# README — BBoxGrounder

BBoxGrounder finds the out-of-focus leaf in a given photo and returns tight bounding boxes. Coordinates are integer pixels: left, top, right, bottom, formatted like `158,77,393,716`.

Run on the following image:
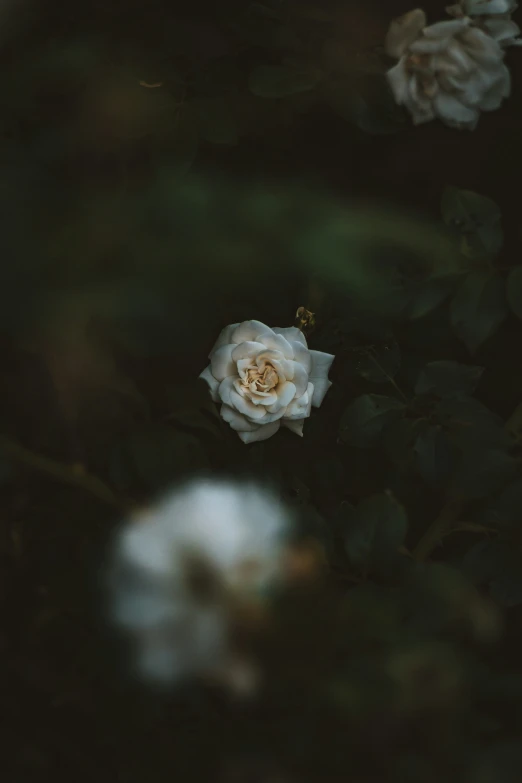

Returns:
415,361,484,398
341,492,407,569
339,394,406,448
414,425,456,486
383,417,428,467
435,395,513,450
325,73,406,135
474,478,522,531
451,447,517,500
462,540,522,607
441,187,503,260
450,271,507,354
506,265,522,319
353,340,401,384
249,65,321,97
405,275,458,320
192,95,239,145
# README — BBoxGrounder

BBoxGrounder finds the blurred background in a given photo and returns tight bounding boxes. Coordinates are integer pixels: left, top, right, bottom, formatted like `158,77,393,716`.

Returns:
3,1,522,781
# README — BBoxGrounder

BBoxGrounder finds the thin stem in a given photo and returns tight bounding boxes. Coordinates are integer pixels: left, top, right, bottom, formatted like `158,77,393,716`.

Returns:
367,353,409,403
0,434,126,511
412,500,464,562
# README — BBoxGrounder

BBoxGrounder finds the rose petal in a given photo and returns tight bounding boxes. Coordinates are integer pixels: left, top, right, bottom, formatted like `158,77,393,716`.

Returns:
483,19,522,46
210,344,237,381
291,341,312,373
281,419,305,437
423,19,470,38
290,361,309,397
311,378,332,408
256,351,294,382
231,320,272,343
269,381,297,413
259,408,288,424
209,323,240,356
255,331,294,359
285,383,313,419
249,391,278,406
218,376,236,406
230,390,267,420
231,342,267,361
385,9,427,58
433,92,480,129
199,365,220,402
237,421,280,444
220,405,259,432
309,350,335,380
273,326,308,346
387,59,411,104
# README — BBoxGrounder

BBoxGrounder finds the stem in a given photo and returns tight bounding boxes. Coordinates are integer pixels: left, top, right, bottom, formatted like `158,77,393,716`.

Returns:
0,434,125,511
412,500,464,562
367,354,409,403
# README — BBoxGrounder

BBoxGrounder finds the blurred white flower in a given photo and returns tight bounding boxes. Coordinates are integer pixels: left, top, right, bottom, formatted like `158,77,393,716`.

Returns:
385,9,513,130
109,479,292,692
446,0,522,47
199,320,334,444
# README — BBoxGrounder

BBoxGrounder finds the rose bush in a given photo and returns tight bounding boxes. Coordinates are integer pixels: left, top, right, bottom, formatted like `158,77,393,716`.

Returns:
199,319,335,443
385,9,513,130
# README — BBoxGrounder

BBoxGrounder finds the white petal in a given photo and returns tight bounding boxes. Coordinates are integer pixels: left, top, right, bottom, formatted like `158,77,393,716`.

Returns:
311,378,332,408
249,391,278,406
231,341,266,361
255,331,294,359
220,405,259,432
483,19,521,46
260,408,288,424
460,27,503,64
210,344,237,381
423,19,470,38
410,37,457,54
284,385,311,420
199,365,220,402
274,381,297,409
238,421,280,444
291,341,312,373
209,323,239,356
465,0,517,13
385,9,427,58
272,326,307,346
256,351,294,382
387,59,411,105
281,419,305,437
290,361,309,397
231,320,272,343
433,92,480,129
479,66,510,109
230,389,267,420
309,350,335,380
218,376,236,406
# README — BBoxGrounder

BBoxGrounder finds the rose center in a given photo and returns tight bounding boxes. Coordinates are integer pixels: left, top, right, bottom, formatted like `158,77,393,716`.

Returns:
241,364,279,394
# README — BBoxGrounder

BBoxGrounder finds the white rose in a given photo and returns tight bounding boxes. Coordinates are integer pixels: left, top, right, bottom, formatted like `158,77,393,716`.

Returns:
199,319,335,444
109,479,291,691
446,0,522,47
385,9,512,130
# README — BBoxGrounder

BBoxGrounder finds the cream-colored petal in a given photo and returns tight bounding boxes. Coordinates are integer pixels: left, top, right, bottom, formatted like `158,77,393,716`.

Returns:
219,376,237,406
483,19,522,47
410,37,456,54
433,92,480,129
272,381,297,411
210,344,237,381
387,59,411,105
209,323,240,356
256,351,294,382
231,320,272,343
250,391,278,406
291,341,312,373
465,0,517,13
281,419,305,437
284,387,310,420
199,365,220,402
460,27,504,64
385,9,427,58
230,390,267,420
260,408,288,424
237,421,280,444
255,331,294,359
231,341,266,361
311,377,332,408
220,405,259,432
424,19,470,38
272,326,307,346
290,361,309,397
309,350,335,380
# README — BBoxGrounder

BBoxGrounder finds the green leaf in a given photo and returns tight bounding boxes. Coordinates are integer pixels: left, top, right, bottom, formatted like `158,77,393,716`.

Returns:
462,540,522,607
435,395,513,450
342,492,407,569
450,271,507,354
339,394,406,448
474,478,522,531
192,95,239,145
415,360,484,398
353,340,401,384
441,187,503,260
451,447,517,500
506,265,522,319
325,73,406,135
383,417,428,467
414,425,456,486
406,275,457,320
249,65,320,97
